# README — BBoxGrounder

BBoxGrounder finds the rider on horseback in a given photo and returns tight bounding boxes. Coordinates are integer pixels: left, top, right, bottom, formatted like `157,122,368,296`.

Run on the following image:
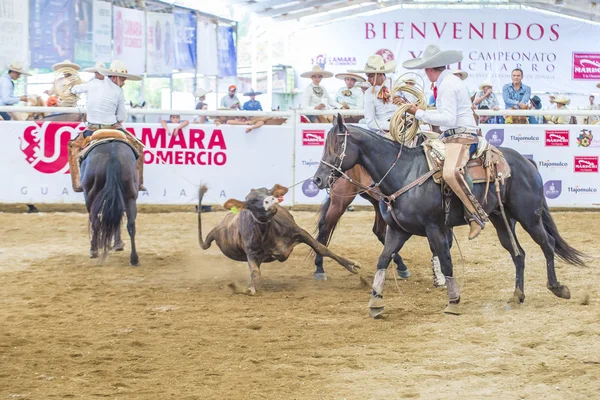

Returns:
403,45,488,240
68,60,145,193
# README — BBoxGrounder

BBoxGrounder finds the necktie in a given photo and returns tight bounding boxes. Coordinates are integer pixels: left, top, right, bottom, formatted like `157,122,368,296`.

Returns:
377,86,391,104
433,85,438,101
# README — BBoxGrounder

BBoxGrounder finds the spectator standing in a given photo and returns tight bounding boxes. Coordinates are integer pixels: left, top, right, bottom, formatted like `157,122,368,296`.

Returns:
502,68,531,110
242,89,263,111
584,94,599,124
220,85,241,110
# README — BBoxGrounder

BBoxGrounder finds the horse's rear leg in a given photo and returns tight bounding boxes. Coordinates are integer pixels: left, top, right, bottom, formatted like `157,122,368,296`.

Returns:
125,199,139,266
425,225,459,314
114,225,125,251
489,214,526,306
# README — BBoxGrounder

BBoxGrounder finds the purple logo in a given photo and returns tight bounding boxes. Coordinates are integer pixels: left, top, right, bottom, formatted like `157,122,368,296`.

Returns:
543,180,562,199
302,179,320,198
486,129,504,146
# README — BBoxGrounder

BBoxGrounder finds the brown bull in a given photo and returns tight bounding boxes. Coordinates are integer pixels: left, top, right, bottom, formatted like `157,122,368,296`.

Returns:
197,184,360,295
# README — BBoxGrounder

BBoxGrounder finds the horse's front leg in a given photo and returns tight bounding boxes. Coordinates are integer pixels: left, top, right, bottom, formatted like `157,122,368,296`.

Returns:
369,227,412,319
425,225,460,314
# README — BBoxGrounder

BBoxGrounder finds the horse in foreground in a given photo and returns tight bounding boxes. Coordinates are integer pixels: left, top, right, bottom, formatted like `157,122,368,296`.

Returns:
314,114,585,317
80,134,139,265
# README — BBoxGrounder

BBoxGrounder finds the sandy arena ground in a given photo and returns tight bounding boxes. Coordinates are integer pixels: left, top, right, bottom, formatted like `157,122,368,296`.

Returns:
1,209,599,399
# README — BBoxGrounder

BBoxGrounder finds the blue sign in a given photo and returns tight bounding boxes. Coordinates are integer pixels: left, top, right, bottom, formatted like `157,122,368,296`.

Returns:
218,26,237,77
302,179,320,198
30,0,75,68
74,0,94,68
174,10,197,70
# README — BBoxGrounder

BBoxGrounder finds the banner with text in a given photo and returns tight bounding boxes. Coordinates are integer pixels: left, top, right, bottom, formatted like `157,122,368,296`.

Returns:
290,8,600,96
217,25,237,77
174,10,197,71
146,11,175,76
30,0,74,68
0,0,29,71
92,0,111,64
74,0,93,68
197,20,218,76
4,122,294,205
113,6,144,75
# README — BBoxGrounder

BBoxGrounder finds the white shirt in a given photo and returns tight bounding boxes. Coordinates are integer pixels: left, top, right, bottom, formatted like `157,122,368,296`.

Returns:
71,78,127,125
335,86,364,109
363,84,398,132
220,95,241,109
302,83,341,110
415,69,477,132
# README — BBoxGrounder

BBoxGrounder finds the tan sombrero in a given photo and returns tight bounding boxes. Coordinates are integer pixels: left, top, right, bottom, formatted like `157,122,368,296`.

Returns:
554,96,570,105
194,88,212,98
402,45,463,69
52,59,81,71
479,80,493,90
301,65,333,79
6,61,31,76
83,61,106,74
452,69,468,80
334,73,365,83
596,83,600,89
348,54,396,74
98,60,143,81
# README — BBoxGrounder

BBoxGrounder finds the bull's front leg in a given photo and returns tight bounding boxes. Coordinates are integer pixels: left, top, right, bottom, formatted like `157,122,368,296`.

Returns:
246,258,261,296
295,228,361,274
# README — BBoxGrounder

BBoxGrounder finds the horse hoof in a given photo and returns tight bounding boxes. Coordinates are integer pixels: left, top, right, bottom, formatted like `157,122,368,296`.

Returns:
314,273,328,281
130,258,139,266
114,244,125,252
369,307,385,319
444,303,462,315
90,251,99,259
397,268,411,279
548,284,571,300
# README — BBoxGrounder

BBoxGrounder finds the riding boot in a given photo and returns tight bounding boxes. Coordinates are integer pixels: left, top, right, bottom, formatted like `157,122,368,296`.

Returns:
68,133,85,192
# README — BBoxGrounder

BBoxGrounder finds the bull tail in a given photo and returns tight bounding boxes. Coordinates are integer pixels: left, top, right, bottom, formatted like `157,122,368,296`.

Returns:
541,199,586,267
198,185,212,250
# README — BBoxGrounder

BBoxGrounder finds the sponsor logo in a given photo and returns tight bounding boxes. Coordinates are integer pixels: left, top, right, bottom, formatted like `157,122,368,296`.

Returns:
543,180,562,199
375,48,395,63
574,156,599,172
572,52,600,80
115,9,123,55
302,179,320,198
302,130,325,146
567,186,598,194
311,54,357,68
577,128,598,147
485,129,504,146
301,160,320,167
20,122,85,174
545,130,569,147
538,160,568,168
125,126,228,166
510,134,540,143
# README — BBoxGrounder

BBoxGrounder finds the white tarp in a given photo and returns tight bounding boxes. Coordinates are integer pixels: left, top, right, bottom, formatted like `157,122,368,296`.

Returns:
196,19,218,76
146,11,175,76
0,0,29,70
290,8,600,96
113,6,145,75
92,0,112,63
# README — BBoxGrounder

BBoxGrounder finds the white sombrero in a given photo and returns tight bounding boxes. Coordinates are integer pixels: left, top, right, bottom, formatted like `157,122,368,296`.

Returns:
348,54,396,74
300,65,333,78
596,83,600,89
357,81,371,89
452,69,468,80
83,61,106,74
194,88,212,98
479,80,493,90
6,61,31,76
334,73,365,83
402,45,463,69
98,60,143,81
52,59,81,71
554,96,570,105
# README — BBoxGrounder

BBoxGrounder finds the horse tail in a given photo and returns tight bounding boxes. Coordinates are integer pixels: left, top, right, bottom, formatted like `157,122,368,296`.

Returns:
541,199,586,267
90,148,125,255
197,185,211,250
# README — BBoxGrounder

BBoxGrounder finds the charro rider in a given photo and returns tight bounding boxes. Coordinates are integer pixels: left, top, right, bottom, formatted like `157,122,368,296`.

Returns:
82,61,106,81
403,45,488,240
68,60,145,192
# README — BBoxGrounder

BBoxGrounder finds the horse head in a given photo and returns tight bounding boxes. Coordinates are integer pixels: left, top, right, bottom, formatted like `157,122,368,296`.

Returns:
313,113,359,190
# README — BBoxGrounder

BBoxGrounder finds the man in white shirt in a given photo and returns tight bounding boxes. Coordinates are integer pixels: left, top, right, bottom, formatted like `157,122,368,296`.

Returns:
220,85,241,110
403,45,487,240
82,61,106,82
0,61,31,120
334,73,365,109
68,60,144,192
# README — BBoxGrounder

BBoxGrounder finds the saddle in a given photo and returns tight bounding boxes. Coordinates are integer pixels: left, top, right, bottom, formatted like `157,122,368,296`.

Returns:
422,136,511,186
79,129,139,164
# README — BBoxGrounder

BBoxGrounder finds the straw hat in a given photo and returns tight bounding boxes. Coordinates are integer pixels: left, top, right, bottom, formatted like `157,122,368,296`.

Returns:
243,88,263,96
52,59,81,71
399,76,417,84
402,45,463,69
334,73,365,83
301,65,333,78
348,54,396,74
6,61,31,76
83,61,106,74
194,88,212,98
553,96,570,105
479,80,493,90
452,69,468,80
98,60,143,81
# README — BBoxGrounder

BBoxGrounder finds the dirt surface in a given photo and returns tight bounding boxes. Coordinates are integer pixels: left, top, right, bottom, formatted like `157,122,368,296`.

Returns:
1,210,599,399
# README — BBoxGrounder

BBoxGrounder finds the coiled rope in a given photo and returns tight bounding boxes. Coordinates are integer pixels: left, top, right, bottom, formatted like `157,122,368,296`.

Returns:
53,66,84,105
388,73,428,145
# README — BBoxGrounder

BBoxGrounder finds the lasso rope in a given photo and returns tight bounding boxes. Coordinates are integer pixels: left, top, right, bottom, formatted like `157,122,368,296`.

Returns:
53,66,83,105
388,73,428,145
